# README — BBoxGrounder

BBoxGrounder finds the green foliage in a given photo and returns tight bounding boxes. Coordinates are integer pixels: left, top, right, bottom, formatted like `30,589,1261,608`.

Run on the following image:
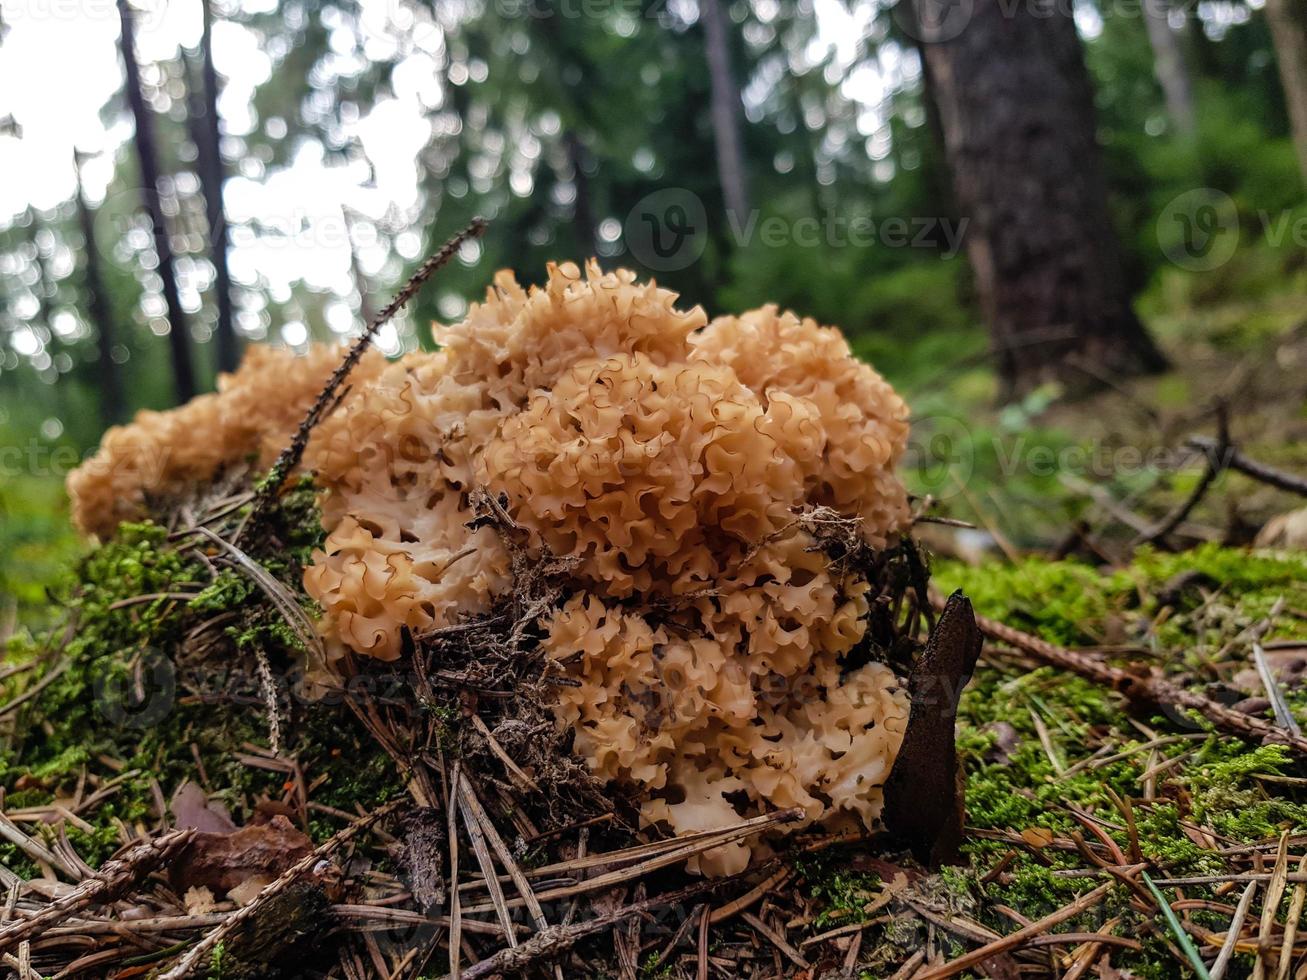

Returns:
0,473,80,626
796,847,884,927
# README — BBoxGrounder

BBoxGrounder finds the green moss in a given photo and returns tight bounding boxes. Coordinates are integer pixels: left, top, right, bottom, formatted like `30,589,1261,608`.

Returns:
0,495,406,875
1187,743,1307,840
795,847,884,927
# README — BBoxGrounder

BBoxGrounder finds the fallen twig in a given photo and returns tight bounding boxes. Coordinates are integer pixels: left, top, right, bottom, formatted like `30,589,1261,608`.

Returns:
238,218,487,544
0,828,194,953
1134,405,1229,547
1187,436,1307,498
934,590,1307,756
913,880,1117,980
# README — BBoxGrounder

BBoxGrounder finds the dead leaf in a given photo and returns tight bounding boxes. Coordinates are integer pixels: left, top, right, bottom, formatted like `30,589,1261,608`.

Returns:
170,781,237,834
170,814,312,893
1020,827,1055,850
227,875,274,907
884,590,984,866
183,885,217,915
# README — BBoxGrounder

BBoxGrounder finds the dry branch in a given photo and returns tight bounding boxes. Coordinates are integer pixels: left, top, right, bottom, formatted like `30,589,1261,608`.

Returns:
0,829,194,953
1187,436,1307,498
1134,405,1229,547
913,880,1117,980
238,218,487,543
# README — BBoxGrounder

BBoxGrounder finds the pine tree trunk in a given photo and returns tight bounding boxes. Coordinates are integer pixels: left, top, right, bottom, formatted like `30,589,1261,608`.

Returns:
916,0,1168,398
563,130,597,256
74,153,126,427
1267,0,1307,183
1144,0,1197,136
198,0,239,374
700,0,751,222
116,0,196,404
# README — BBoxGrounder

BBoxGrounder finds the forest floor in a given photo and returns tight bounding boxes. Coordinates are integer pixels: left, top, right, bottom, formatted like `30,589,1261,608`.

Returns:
0,297,1305,978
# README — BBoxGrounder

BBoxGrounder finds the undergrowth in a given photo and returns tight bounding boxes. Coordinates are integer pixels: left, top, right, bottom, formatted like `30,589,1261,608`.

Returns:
786,546,1307,977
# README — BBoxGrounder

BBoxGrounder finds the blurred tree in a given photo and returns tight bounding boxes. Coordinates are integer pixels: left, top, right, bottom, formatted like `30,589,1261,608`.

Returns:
74,152,125,427
915,0,1168,398
116,0,196,403
1145,0,1198,135
1267,0,1307,182
701,0,751,222
196,0,239,373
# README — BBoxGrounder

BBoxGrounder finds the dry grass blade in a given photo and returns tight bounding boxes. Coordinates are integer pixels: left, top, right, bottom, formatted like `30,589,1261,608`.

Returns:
195,527,323,663
1210,879,1259,980
1253,643,1302,736
1275,855,1307,980
1253,833,1293,980
455,778,562,980
455,781,517,947
459,808,803,916
520,809,799,881
447,761,463,980
1030,707,1066,775
696,904,709,980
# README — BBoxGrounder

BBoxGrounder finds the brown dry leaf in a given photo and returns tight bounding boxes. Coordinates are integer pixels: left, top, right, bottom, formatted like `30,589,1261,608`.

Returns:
170,781,237,834
883,590,984,866
227,875,274,907
169,814,312,894
1020,827,1056,850
183,885,217,915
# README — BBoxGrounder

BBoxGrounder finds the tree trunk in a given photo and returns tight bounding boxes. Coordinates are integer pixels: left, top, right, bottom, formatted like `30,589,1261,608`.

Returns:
563,130,597,256
116,0,196,404
1267,0,1307,183
700,0,751,222
916,0,1167,398
528,5,599,256
1144,0,1197,136
74,153,126,427
198,0,239,374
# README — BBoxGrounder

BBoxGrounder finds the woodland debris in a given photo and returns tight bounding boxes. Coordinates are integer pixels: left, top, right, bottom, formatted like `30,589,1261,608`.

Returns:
168,812,313,895
157,797,404,979
1134,405,1229,547
1187,435,1307,499
0,828,194,953
937,590,1307,756
884,590,983,865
